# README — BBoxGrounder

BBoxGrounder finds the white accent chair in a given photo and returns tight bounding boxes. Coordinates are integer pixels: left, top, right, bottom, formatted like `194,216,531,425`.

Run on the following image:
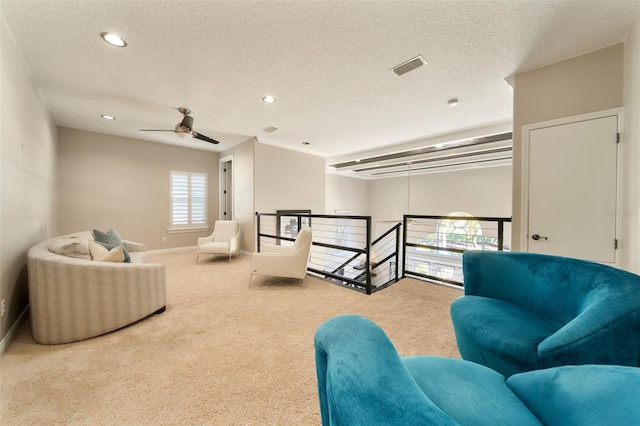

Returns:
196,220,240,263
250,226,313,284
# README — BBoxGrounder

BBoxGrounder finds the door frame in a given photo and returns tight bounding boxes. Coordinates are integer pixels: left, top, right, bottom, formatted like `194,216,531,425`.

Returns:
219,154,234,221
520,107,623,265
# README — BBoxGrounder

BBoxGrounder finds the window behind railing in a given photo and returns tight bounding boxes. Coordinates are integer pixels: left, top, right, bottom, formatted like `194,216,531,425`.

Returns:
256,211,509,291
403,214,511,286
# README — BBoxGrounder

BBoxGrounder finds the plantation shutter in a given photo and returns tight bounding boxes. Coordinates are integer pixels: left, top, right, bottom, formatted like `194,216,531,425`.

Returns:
190,173,207,225
171,172,189,226
170,171,207,229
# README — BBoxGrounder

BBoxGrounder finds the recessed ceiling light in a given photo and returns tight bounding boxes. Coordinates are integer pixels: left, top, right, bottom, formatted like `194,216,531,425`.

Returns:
100,32,127,47
262,96,276,103
302,141,310,145
448,98,459,107
101,114,116,120
355,159,361,163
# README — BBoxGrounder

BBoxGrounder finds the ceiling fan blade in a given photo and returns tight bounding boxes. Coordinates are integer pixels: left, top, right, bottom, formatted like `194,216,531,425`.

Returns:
193,132,220,145
139,129,176,132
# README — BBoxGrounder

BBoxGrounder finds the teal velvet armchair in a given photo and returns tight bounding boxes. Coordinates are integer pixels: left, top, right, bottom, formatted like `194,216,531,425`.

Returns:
315,315,640,426
451,251,640,377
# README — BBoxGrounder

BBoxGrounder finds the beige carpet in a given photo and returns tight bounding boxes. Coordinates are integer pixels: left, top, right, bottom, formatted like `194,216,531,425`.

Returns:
0,249,462,425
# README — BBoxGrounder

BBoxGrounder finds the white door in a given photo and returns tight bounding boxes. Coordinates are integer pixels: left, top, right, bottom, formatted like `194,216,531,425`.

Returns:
527,114,618,263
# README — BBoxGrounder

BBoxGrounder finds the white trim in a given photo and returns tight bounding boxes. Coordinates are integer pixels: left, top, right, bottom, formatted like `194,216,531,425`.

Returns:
167,227,210,234
219,154,234,220
148,246,197,255
169,170,209,229
0,305,29,355
149,246,247,256
615,112,624,267
429,281,465,292
520,108,623,265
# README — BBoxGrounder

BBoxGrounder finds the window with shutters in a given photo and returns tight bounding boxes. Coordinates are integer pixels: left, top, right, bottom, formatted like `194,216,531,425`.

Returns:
169,171,208,231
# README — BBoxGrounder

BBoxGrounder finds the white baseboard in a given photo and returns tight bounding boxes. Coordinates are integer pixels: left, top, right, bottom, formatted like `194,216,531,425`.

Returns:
149,247,251,256
147,246,196,255
0,305,29,355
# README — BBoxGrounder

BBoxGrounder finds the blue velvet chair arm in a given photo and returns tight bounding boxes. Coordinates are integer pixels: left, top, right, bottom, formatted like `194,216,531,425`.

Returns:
554,268,640,363
507,365,640,426
314,315,457,426
538,302,640,367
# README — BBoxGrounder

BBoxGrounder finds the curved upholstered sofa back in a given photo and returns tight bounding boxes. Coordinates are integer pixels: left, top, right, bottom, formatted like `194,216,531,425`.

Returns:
27,235,166,344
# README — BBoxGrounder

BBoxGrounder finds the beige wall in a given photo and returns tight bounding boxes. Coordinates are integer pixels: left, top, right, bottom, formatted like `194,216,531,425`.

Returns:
221,138,255,252
236,139,326,252
221,140,326,252
1,18,58,346
254,142,326,214
56,128,219,250
621,13,640,274
512,44,624,251
368,166,513,238
325,174,369,215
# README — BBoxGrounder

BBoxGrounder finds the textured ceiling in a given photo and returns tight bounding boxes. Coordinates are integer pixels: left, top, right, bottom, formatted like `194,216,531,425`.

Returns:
2,1,639,162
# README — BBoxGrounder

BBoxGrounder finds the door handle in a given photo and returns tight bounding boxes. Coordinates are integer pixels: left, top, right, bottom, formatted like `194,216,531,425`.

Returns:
531,234,548,241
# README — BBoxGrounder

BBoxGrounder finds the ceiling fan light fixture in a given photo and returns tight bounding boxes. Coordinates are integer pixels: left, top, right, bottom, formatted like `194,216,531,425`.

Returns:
100,32,127,47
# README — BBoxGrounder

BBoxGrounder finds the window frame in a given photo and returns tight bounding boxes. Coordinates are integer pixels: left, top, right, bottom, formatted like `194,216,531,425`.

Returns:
168,171,210,233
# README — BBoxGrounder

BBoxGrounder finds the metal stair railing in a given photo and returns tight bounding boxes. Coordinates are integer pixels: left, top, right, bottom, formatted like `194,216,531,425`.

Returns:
255,212,401,294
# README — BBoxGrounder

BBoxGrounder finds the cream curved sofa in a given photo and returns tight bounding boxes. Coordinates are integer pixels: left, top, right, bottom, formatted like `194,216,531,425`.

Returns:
27,231,166,344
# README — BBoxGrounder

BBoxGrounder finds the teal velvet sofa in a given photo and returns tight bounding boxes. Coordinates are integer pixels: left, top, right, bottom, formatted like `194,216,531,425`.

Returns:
315,315,640,426
451,251,640,377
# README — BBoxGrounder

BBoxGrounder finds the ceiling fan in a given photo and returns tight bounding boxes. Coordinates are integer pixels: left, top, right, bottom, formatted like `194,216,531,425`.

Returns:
140,107,220,144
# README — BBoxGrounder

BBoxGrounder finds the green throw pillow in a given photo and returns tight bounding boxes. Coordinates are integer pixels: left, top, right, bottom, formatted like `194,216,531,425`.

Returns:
92,228,131,263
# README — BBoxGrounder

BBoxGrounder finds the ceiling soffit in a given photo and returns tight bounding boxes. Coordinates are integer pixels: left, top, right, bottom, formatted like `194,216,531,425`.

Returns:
329,132,513,178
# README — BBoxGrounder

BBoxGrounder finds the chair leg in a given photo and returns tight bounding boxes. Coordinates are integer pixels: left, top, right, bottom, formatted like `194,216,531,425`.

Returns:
196,253,199,264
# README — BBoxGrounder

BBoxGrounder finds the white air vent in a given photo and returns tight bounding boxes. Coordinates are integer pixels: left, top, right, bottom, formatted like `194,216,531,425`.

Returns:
391,55,428,76
262,126,278,133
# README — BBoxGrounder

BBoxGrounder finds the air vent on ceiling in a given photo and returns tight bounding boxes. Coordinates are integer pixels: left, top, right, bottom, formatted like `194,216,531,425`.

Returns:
391,55,428,76
262,126,278,133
